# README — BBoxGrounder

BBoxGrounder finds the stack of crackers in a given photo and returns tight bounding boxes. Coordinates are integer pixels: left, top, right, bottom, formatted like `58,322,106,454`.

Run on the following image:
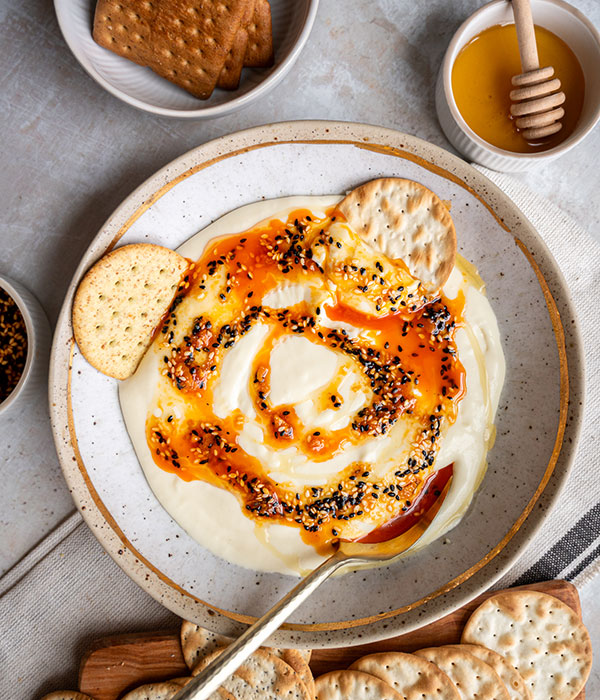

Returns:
316,590,592,700
42,590,592,700
92,0,274,98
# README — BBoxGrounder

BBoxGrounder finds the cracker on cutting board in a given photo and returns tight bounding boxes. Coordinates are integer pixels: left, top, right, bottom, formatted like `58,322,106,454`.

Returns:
338,178,457,292
40,693,96,700
243,0,274,67
414,646,510,700
277,649,315,700
461,590,592,700
192,648,311,700
72,243,189,380
92,0,251,99
120,680,187,699
192,646,236,674
194,646,315,700
350,651,460,700
217,0,256,89
314,670,404,700
445,645,531,700
181,620,311,680
181,620,231,669
291,647,311,665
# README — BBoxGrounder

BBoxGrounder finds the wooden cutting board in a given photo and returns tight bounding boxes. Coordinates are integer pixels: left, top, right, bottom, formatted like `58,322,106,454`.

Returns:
79,580,585,700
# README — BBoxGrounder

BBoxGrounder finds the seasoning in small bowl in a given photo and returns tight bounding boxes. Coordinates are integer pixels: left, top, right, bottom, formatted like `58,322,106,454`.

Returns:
0,276,51,416
0,288,28,403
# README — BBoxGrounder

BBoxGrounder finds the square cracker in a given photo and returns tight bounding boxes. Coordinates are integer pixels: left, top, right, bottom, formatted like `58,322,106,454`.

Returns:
217,0,255,89
93,0,251,99
244,0,273,67
72,243,189,380
217,30,249,89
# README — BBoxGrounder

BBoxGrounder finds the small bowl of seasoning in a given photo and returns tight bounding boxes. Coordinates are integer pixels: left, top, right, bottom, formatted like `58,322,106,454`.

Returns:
436,0,600,171
0,275,51,416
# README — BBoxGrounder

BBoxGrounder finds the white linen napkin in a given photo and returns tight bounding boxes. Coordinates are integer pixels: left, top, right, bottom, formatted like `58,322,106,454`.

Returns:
1,169,599,699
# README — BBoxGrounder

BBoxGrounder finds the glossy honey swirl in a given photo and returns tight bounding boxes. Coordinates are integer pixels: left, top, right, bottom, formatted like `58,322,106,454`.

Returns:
144,208,466,554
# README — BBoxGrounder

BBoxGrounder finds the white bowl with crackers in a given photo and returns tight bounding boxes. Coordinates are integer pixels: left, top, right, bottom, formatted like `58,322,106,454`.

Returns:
50,121,583,648
54,0,319,118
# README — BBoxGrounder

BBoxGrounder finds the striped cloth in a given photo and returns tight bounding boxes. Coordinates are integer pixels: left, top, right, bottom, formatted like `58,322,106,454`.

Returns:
476,167,600,590
1,170,598,699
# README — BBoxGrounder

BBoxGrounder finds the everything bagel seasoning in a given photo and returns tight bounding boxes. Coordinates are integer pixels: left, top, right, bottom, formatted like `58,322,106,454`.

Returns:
0,288,27,403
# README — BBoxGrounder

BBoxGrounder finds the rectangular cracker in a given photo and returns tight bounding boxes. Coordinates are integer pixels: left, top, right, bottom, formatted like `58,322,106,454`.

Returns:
93,0,251,99
243,0,274,67
217,0,255,90
217,28,249,90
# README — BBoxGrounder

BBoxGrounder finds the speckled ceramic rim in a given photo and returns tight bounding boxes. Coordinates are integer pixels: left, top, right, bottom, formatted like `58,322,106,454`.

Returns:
0,276,37,415
53,0,320,119
49,121,584,647
442,0,600,162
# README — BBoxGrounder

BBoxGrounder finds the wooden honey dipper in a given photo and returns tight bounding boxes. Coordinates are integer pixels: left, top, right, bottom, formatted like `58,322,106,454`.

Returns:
510,0,566,140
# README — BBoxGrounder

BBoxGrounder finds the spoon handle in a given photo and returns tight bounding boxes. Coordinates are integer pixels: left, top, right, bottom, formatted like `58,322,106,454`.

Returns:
173,550,350,700
512,0,540,72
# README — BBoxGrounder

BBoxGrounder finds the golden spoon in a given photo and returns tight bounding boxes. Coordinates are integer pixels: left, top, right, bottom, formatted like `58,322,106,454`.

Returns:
173,480,451,700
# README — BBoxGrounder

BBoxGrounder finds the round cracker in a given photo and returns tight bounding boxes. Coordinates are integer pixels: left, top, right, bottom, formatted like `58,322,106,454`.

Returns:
278,649,315,700
72,243,189,380
180,620,231,670
461,590,592,700
195,647,315,699
40,694,95,700
192,648,311,700
414,646,510,700
338,177,457,292
120,681,184,699
350,651,460,700
192,646,233,675
445,645,531,700
297,648,312,664
180,620,315,697
181,621,314,698
315,670,403,700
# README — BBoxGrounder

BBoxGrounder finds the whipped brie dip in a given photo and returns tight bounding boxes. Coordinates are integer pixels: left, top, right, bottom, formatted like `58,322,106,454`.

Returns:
120,196,505,576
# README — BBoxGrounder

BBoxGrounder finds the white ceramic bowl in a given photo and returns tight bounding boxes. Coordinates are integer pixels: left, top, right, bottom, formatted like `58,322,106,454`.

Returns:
54,0,319,119
436,0,600,172
0,276,51,416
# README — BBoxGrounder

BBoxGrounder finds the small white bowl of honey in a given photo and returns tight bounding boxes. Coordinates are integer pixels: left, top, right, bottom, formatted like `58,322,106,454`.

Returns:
436,0,600,171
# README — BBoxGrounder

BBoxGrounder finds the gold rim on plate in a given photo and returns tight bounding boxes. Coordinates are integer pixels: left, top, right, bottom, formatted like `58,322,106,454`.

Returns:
50,122,581,645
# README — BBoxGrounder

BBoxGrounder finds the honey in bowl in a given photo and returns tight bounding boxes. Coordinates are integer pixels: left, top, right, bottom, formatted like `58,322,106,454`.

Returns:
452,23,585,153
